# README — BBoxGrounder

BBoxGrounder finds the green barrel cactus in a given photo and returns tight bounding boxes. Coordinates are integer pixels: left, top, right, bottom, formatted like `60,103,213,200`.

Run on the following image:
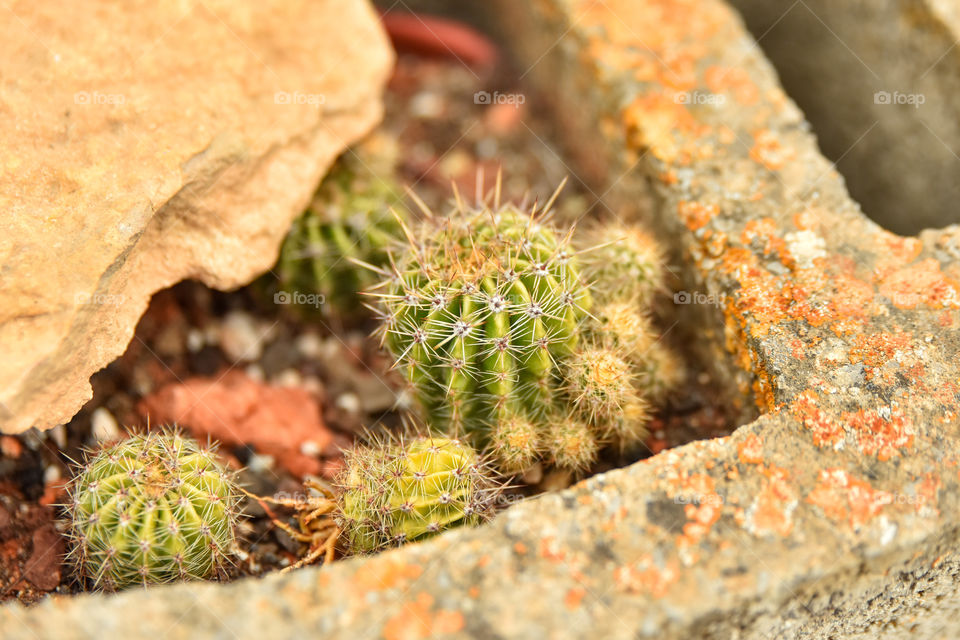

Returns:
65,430,241,591
273,139,405,317
337,436,497,554
373,197,592,465
580,222,664,305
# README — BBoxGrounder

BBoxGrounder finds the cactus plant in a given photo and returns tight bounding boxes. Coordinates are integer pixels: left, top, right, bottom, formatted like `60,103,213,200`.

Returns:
337,436,498,554
579,222,664,305
371,188,592,459
273,138,405,317
65,430,241,591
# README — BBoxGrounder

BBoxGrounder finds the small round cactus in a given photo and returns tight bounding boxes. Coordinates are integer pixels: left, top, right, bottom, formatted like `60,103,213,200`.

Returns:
580,222,663,305
337,436,499,554
65,430,241,590
274,140,405,317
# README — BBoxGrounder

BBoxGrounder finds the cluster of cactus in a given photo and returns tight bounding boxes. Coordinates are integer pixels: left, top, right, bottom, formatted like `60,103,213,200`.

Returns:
336,435,499,554
370,183,681,474
65,430,241,591
273,135,406,317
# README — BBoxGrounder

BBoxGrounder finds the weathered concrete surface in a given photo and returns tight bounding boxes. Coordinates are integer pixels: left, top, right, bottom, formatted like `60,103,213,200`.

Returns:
5,0,960,638
0,0,393,434
729,0,960,235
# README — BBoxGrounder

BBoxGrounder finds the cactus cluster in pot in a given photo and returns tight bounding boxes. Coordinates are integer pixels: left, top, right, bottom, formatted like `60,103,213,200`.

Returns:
368,180,681,474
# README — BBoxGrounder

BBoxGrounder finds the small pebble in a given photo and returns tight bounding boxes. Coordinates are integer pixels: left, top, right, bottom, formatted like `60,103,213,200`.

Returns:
44,465,61,485
244,364,265,383
247,454,276,474
0,436,23,458
301,375,324,396
186,328,206,353
48,424,67,449
272,368,302,388
300,440,321,457
409,90,444,118
295,333,323,359
219,311,265,362
90,407,121,444
336,393,361,414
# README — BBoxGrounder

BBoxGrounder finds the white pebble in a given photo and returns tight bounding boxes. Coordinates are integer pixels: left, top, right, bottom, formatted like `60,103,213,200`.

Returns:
186,328,206,353
44,465,61,484
295,332,323,359
247,454,275,473
90,407,121,444
410,91,444,118
219,311,265,362
49,424,67,448
300,440,321,457
273,368,302,388
244,364,265,382
336,392,361,414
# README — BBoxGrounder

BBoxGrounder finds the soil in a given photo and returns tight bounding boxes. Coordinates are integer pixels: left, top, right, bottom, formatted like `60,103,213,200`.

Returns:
0,30,736,605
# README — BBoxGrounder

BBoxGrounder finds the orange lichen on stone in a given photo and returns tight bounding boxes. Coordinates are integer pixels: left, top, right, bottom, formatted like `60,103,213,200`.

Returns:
564,586,587,610
848,331,914,370
740,218,786,258
830,272,878,320
792,390,845,449
877,258,960,310
513,542,528,555
613,554,680,598
539,537,567,563
806,468,892,528
573,0,726,66
792,209,820,231
354,558,423,592
622,94,709,164
677,200,719,231
915,472,942,515
737,434,764,464
749,129,794,171
704,65,759,105
745,466,796,537
383,592,464,640
668,472,723,546
875,232,923,269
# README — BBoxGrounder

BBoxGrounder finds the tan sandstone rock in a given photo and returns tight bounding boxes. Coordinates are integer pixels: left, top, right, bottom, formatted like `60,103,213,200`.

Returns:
0,0,394,433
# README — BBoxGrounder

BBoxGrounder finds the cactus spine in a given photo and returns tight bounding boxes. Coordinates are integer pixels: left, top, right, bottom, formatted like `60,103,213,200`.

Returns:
337,436,498,554
66,430,240,590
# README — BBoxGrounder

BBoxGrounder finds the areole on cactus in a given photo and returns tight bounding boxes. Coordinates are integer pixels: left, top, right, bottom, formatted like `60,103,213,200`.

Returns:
65,429,241,591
